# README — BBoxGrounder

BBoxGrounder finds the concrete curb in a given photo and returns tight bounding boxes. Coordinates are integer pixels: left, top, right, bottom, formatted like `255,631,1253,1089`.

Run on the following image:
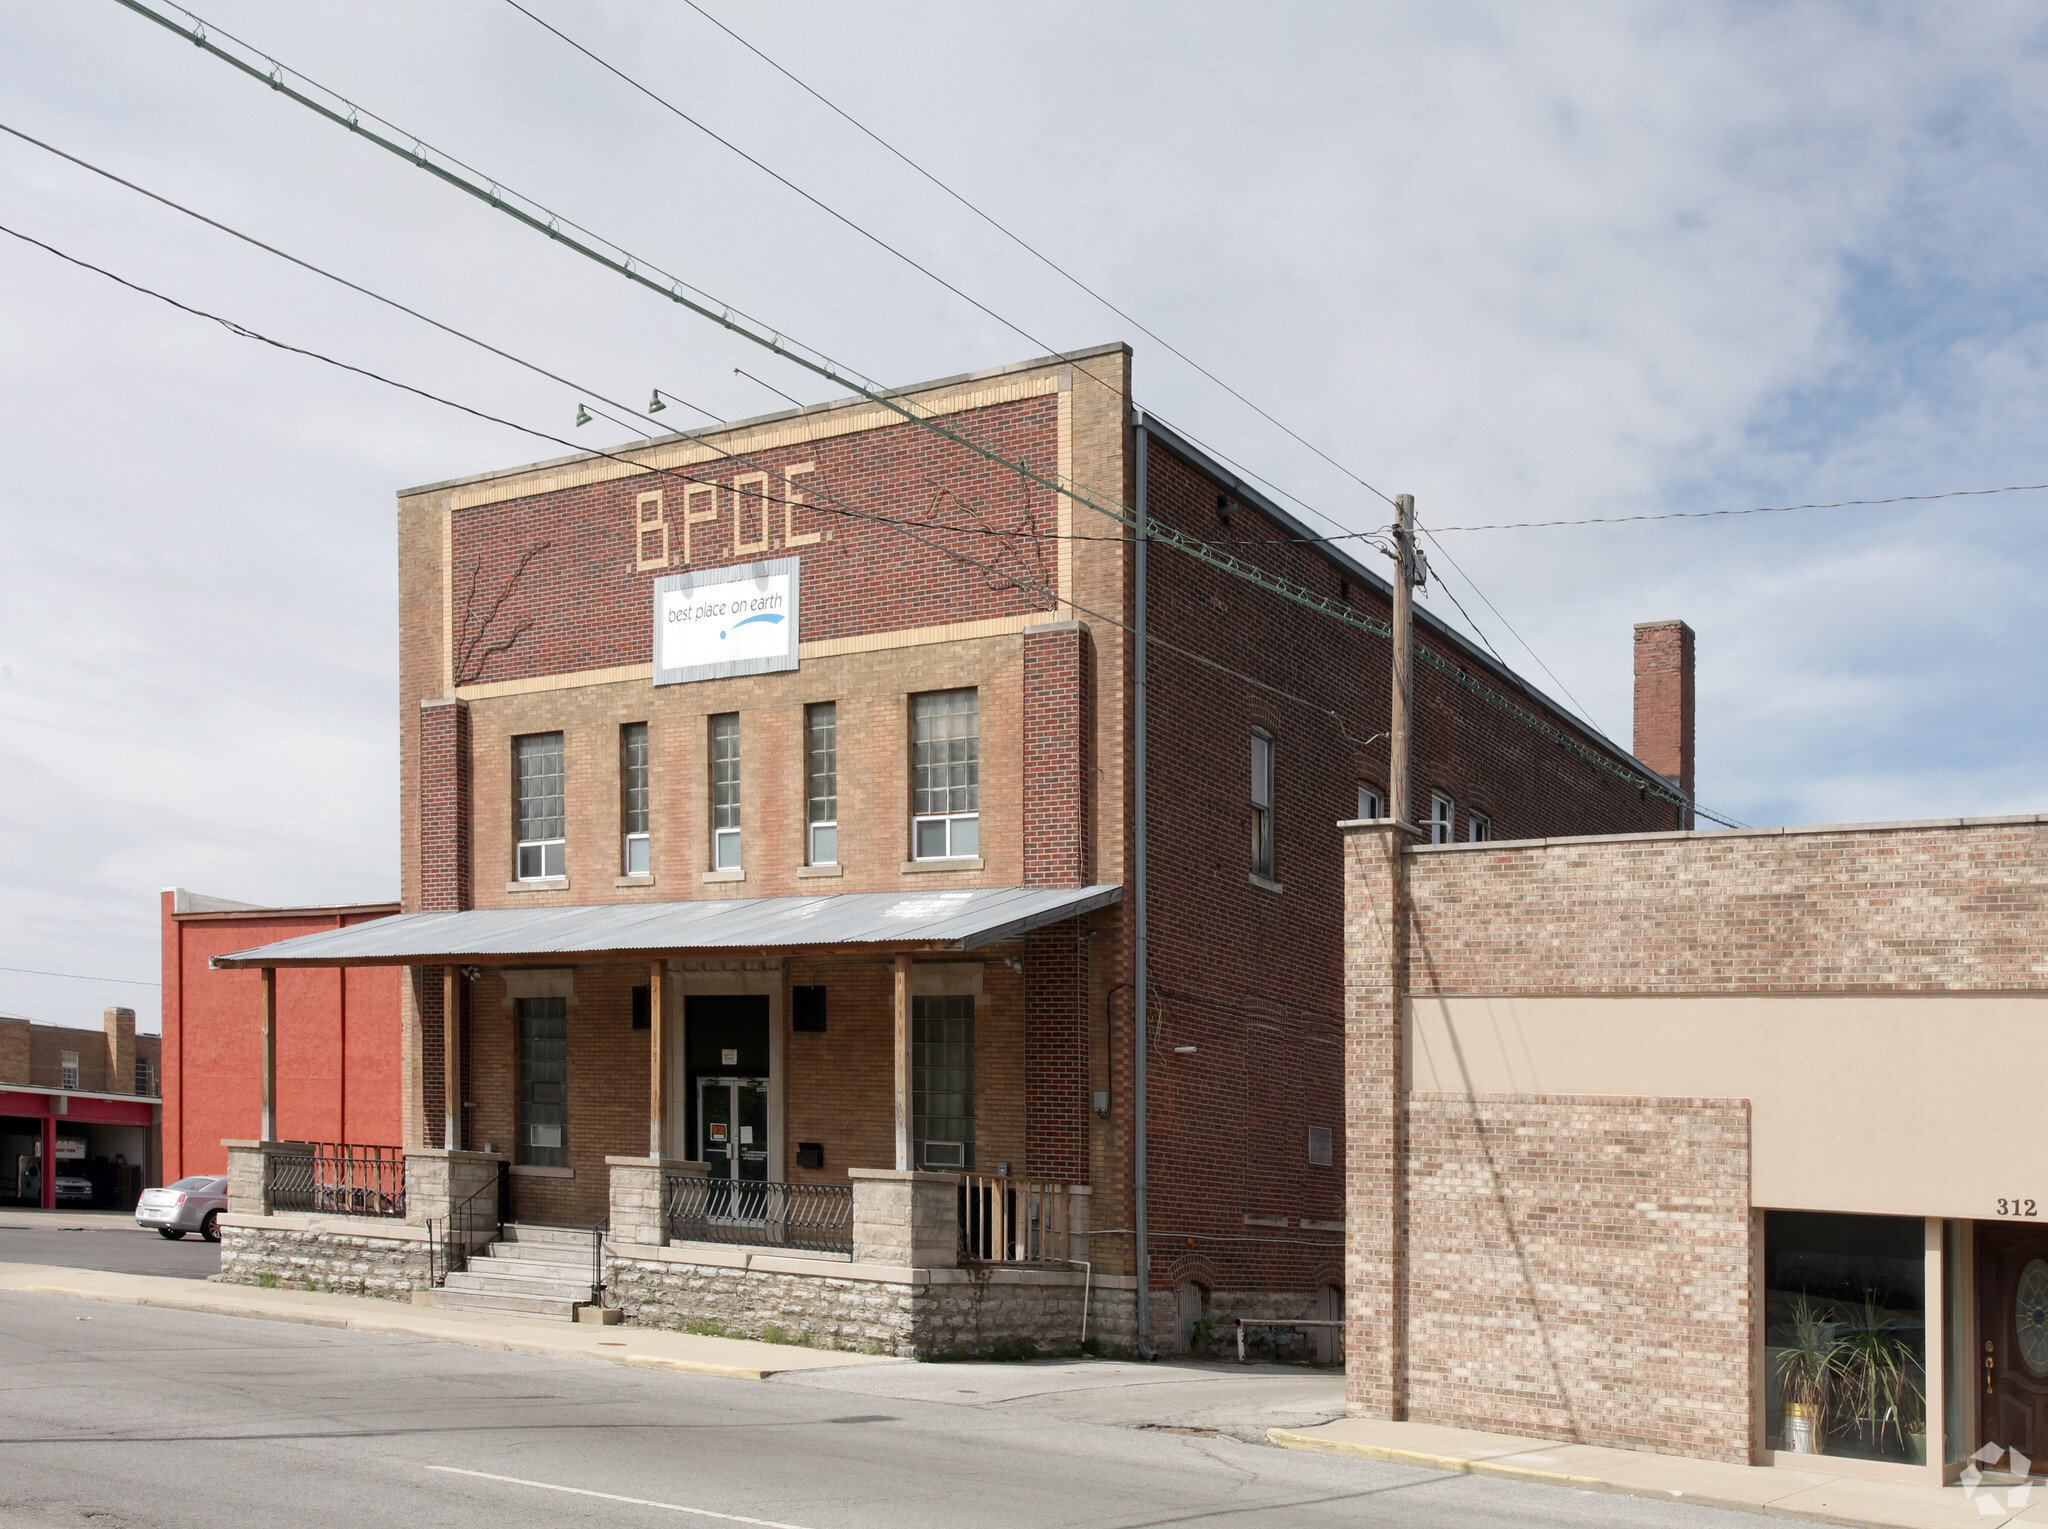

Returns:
0,1266,892,1383
1264,1428,1964,1529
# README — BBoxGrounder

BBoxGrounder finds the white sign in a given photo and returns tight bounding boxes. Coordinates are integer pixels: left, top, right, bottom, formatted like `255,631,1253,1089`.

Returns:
652,558,801,686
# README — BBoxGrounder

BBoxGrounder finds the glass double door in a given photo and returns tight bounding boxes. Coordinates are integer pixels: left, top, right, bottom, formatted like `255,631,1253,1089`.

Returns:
697,1075,769,1223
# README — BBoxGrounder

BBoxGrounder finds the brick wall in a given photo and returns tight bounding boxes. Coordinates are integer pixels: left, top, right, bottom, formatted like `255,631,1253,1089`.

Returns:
1633,620,1695,809
1403,1092,1752,1463
1022,621,1089,886
418,699,472,913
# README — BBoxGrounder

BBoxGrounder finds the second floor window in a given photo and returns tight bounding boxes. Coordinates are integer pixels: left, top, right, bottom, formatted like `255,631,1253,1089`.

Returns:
1251,730,1275,878
1468,813,1492,843
710,713,741,869
135,1057,154,1096
621,722,650,875
514,732,566,879
911,689,978,859
806,702,838,865
60,1051,78,1090
1429,792,1455,845
1356,782,1385,821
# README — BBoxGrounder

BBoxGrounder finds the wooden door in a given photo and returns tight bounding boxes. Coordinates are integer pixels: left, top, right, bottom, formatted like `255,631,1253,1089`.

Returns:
1977,1222,2048,1457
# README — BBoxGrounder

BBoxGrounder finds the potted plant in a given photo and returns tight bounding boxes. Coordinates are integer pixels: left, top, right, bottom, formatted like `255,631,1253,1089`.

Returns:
1833,1291,1925,1461
1775,1296,1837,1454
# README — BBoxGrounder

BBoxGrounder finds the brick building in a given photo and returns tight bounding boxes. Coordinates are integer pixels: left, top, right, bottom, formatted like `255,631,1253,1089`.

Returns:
1341,811,2048,1482
0,1006,161,1208
207,344,1692,1350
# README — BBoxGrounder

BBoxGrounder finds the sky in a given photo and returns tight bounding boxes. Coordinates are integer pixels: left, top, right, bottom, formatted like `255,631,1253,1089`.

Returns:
4,1,2047,1034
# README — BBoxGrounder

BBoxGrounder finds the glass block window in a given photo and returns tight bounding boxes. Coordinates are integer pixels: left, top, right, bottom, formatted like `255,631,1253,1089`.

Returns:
710,713,741,869
805,702,838,865
514,732,566,880
60,1051,79,1090
911,689,978,860
912,995,975,1170
135,1057,155,1096
621,722,650,875
517,996,568,1167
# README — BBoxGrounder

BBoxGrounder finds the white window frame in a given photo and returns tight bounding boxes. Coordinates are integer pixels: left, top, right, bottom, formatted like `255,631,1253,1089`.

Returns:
514,732,567,881
1251,730,1276,878
621,722,650,876
806,701,839,866
710,712,742,871
911,690,980,861
135,1057,154,1096
60,1051,78,1090
1428,792,1455,845
1467,813,1492,843
1356,782,1385,821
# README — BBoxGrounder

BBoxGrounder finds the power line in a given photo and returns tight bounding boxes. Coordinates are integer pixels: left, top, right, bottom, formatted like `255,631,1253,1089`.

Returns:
1419,525,1599,731
0,964,160,987
1429,483,2048,531
668,0,1397,511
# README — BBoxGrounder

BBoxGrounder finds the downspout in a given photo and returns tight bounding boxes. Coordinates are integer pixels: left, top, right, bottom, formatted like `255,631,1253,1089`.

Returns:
1132,416,1153,1359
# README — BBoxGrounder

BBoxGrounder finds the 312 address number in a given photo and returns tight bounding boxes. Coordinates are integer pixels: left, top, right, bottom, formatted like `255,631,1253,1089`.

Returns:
1998,1199,2038,1217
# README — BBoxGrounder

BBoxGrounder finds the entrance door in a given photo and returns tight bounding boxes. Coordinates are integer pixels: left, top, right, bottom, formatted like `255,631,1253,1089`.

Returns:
698,1076,768,1223
1977,1222,2048,1456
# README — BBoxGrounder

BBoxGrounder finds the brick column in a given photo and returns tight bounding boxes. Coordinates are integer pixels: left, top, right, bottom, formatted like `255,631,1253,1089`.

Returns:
104,1006,136,1093
404,1147,504,1227
1024,925,1089,1182
1342,819,1409,1420
1633,620,1695,827
418,698,472,912
1022,621,1089,886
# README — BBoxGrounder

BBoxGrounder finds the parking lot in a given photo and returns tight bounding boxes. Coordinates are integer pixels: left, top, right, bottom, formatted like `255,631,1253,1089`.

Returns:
0,1211,220,1279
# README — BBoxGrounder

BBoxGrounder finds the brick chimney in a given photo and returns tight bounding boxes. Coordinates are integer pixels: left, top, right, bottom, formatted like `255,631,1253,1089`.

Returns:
1633,620,1695,827
104,1006,136,1095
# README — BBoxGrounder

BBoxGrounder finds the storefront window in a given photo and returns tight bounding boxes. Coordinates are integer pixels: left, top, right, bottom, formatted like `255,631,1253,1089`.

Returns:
1764,1211,1927,1465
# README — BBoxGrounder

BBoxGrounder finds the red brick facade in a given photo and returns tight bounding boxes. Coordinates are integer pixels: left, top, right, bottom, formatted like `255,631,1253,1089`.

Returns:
1633,619,1695,814
418,699,471,914
1021,621,1090,887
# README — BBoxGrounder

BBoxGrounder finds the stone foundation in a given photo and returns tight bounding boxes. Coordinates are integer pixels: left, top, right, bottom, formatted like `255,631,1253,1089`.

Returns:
218,1215,431,1300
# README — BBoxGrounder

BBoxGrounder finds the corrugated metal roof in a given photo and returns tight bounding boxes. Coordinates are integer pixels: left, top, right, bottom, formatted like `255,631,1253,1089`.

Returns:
210,884,1122,968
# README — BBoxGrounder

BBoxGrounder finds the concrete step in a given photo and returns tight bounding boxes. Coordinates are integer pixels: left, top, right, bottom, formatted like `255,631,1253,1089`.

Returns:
443,1268,593,1300
500,1224,598,1248
426,1287,580,1321
480,1241,597,1269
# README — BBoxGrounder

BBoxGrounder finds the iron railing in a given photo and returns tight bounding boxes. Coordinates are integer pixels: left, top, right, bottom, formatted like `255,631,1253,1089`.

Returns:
268,1144,405,1219
426,1169,503,1286
665,1174,852,1255
961,1174,1069,1263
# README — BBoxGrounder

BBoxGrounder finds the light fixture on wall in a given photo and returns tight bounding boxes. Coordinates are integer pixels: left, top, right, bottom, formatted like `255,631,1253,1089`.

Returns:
647,390,667,414
460,965,484,982
1173,1045,1198,1055
574,403,592,426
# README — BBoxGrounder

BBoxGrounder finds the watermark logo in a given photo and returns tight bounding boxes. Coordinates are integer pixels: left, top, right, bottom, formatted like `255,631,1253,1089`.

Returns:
1961,1443,2033,1516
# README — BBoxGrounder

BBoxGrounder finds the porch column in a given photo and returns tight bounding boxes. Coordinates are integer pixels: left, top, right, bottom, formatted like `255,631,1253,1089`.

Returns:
893,954,912,1172
648,959,666,1156
259,966,277,1142
39,1114,56,1210
442,967,461,1150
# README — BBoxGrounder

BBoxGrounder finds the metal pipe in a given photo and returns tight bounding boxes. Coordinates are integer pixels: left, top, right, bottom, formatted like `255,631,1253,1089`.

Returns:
1132,418,1153,1360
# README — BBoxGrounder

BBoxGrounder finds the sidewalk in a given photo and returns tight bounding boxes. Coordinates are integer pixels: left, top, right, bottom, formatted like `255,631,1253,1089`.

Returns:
0,1208,150,1230
1269,1418,2037,1529
0,1261,898,1381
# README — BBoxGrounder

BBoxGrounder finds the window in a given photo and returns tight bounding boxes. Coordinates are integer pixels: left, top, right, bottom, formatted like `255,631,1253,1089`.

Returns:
620,722,650,875
1467,813,1492,843
805,702,838,865
516,996,568,1167
912,994,974,1169
1306,1126,1333,1167
1356,782,1385,821
135,1057,154,1096
709,713,741,869
1251,730,1275,877
514,732,566,879
60,1051,78,1090
911,690,979,859
1428,792,1455,845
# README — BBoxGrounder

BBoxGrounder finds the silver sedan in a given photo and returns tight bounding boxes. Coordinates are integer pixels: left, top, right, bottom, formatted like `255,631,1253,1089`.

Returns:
135,1176,228,1241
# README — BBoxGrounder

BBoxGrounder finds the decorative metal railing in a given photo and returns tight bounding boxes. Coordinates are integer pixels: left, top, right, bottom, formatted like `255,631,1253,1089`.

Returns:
960,1174,1069,1264
665,1174,853,1255
267,1144,405,1219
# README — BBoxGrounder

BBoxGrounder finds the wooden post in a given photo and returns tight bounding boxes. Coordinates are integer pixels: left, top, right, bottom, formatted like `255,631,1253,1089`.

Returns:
893,954,912,1172
1388,493,1416,828
442,966,460,1150
259,966,277,1143
649,959,666,1156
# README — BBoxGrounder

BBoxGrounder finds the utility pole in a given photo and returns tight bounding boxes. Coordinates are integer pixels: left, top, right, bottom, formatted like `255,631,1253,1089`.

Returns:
1388,493,1415,827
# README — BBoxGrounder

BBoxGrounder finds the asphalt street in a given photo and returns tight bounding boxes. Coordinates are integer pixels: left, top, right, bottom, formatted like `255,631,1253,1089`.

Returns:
0,1292,1780,1529
0,1223,219,1280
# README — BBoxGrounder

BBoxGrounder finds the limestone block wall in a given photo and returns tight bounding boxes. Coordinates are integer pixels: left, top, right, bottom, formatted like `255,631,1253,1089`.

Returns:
219,1215,432,1300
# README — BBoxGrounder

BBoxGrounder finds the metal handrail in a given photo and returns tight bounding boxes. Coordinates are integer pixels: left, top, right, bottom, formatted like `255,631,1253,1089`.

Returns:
425,1172,502,1287
960,1174,1068,1263
267,1144,405,1219
665,1174,852,1255
590,1216,608,1307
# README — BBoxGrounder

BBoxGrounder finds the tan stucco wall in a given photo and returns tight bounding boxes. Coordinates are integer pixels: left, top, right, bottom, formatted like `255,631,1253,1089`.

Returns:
1408,993,2047,1221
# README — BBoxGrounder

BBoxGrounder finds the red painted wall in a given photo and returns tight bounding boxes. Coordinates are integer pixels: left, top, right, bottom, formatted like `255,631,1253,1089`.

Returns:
160,893,404,1177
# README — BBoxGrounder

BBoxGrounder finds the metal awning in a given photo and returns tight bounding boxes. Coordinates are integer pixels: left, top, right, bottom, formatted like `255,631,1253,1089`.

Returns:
209,884,1123,969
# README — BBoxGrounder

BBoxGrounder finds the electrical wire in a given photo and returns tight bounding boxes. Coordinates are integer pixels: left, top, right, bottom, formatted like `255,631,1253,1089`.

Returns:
1419,525,1598,730
1428,484,2048,531
0,964,160,987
